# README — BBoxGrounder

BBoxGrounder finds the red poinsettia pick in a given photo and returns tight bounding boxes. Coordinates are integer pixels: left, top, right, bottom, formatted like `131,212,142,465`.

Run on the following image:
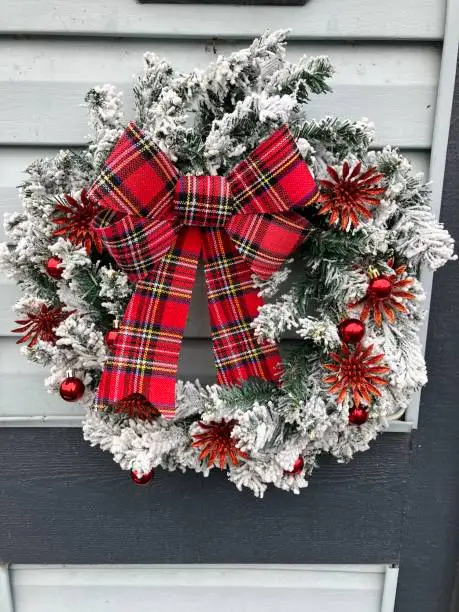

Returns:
318,161,385,230
323,342,390,408
192,419,249,469
12,304,69,348
53,188,103,254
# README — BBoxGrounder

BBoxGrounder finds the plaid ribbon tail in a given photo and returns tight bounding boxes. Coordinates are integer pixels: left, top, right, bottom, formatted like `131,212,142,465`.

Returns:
202,229,282,385
93,228,201,420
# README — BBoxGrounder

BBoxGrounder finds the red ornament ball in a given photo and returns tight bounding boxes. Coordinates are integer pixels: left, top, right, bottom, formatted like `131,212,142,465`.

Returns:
104,328,120,351
131,468,154,486
45,256,64,280
348,406,369,425
368,275,392,299
59,376,85,402
338,318,365,344
285,456,304,476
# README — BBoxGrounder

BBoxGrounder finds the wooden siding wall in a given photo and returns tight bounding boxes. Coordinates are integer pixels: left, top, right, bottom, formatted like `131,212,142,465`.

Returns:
3,564,399,612
0,0,445,420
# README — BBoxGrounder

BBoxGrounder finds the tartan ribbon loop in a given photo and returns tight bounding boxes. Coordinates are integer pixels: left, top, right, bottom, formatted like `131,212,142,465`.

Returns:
88,122,318,419
94,209,179,282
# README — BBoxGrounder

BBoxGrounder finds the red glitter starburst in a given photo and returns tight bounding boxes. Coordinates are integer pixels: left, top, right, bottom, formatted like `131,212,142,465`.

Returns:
323,343,390,408
12,304,69,348
192,419,249,469
318,161,385,230
53,188,103,254
351,263,416,327
114,394,161,421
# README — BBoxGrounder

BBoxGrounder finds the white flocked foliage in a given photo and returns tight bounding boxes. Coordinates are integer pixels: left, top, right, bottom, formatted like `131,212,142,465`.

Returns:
0,31,455,497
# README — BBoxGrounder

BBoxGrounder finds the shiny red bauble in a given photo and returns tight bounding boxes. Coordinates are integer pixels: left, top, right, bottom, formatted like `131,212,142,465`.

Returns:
338,318,365,345
348,406,369,425
104,328,120,351
284,456,304,476
59,376,85,402
45,256,64,280
367,275,392,299
131,468,154,486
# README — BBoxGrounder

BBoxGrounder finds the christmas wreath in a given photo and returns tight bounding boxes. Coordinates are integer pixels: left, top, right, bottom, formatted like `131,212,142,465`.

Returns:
1,31,455,497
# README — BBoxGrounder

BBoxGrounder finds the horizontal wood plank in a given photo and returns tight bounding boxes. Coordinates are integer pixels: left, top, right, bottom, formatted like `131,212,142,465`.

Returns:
0,83,437,148
8,565,389,612
0,338,84,418
0,39,441,83
0,0,445,39
0,40,440,147
0,336,219,418
0,428,411,563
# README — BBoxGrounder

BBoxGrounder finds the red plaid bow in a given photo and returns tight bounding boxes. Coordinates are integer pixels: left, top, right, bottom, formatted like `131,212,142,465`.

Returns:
89,122,318,419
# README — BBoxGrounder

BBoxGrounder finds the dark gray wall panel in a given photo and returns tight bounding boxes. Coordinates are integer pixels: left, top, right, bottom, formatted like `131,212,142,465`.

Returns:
395,57,459,612
0,429,409,564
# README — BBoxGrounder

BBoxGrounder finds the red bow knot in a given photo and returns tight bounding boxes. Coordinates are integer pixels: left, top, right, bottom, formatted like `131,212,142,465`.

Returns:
89,122,318,419
175,175,232,227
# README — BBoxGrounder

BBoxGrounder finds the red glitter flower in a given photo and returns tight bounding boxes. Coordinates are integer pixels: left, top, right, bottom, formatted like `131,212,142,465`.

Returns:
351,263,416,327
192,419,249,469
53,188,103,254
12,304,69,348
318,161,385,230
323,343,390,408
114,394,161,421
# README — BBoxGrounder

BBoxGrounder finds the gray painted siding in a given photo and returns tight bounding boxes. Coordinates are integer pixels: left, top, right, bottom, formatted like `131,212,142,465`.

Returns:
0,2,445,417
3,565,398,612
0,430,411,564
0,41,439,146
0,0,446,39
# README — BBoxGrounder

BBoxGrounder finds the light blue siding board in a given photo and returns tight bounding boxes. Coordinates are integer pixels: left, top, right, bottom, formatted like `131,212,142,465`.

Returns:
8,564,393,612
0,1,446,424
0,82,437,148
0,40,441,82
0,338,81,418
0,0,445,39
0,565,14,612
0,40,441,148
0,337,216,419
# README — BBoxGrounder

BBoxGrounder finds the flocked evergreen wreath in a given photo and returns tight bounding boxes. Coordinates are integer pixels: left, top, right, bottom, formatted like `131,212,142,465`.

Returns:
1,31,455,497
